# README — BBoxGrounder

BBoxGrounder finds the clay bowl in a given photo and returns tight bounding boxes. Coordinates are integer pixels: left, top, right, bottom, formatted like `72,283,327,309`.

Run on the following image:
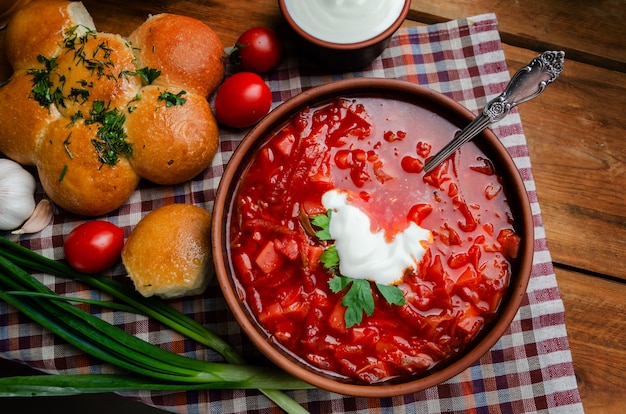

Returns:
212,78,534,397
278,0,411,72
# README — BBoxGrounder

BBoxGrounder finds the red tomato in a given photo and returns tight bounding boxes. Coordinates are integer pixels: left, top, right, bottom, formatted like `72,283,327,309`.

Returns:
230,27,283,73
64,221,124,273
214,72,272,128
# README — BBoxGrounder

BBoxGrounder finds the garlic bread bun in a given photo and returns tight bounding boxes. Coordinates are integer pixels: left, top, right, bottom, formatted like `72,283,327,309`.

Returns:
36,118,140,216
2,3,224,216
53,32,141,119
122,204,213,299
5,0,96,70
125,85,219,185
128,13,225,97
0,70,62,165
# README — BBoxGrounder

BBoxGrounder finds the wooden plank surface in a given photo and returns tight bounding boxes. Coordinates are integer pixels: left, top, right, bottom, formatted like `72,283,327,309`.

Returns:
556,267,626,414
1,0,625,413
408,0,626,72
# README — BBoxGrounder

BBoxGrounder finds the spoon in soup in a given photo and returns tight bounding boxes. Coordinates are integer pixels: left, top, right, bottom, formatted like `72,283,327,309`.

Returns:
423,50,565,173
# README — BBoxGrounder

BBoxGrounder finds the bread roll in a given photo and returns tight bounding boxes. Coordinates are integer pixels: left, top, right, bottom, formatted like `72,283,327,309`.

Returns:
0,70,62,165
124,85,219,184
5,0,96,70
128,13,225,97
36,118,140,216
2,3,225,216
53,32,141,119
122,204,214,298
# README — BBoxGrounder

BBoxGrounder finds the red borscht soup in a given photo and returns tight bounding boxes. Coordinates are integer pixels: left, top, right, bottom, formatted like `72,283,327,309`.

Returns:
228,97,521,384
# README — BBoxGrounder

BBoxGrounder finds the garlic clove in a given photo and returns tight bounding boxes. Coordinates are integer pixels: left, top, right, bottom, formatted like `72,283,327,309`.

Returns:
0,158,37,230
11,199,54,235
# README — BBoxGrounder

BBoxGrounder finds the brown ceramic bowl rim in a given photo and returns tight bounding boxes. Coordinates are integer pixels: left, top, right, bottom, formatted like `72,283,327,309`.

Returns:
212,78,534,397
278,0,412,49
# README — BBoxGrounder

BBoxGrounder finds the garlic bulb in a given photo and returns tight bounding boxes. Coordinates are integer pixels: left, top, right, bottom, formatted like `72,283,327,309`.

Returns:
0,158,37,231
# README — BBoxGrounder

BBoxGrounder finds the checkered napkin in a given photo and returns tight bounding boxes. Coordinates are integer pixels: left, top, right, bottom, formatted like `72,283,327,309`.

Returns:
1,14,583,414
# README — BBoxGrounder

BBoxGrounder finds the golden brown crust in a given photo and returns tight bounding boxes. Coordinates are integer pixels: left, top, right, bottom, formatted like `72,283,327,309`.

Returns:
36,118,140,216
0,70,62,165
128,13,225,97
5,0,96,70
53,32,141,119
121,204,213,298
125,85,219,184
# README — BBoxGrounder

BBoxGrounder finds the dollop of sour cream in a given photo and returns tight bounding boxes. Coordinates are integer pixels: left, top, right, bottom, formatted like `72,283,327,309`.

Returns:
283,0,406,44
322,189,431,285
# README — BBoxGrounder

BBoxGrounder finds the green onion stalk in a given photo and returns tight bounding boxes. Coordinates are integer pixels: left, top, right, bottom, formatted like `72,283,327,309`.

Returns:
0,237,313,413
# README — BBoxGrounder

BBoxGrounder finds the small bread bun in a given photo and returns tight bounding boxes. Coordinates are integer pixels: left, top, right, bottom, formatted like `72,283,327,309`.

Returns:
122,204,213,299
0,70,62,165
128,13,225,97
125,85,219,184
36,118,140,216
5,0,96,70
54,32,141,119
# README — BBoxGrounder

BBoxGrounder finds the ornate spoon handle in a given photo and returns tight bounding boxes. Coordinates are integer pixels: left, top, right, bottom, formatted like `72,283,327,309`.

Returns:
423,50,565,173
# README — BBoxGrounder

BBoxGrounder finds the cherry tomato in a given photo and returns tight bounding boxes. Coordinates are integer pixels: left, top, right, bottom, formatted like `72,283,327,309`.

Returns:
230,27,283,73
214,72,272,128
64,221,124,273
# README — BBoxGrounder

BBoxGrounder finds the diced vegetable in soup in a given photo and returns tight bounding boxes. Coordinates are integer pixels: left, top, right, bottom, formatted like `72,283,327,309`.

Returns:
229,97,521,384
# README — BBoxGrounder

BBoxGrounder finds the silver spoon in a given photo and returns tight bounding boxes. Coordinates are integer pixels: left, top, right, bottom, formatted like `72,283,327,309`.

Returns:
423,50,565,173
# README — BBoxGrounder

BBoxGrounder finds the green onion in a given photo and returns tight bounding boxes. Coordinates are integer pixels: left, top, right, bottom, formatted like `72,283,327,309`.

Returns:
0,374,263,397
0,238,241,362
0,237,312,413
1,291,138,313
0,373,296,397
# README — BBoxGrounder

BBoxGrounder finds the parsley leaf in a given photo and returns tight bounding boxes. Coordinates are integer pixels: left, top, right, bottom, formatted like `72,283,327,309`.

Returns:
320,245,339,269
342,279,375,327
377,283,406,307
329,275,374,328
311,211,332,240
328,274,352,292
135,67,162,85
158,90,187,107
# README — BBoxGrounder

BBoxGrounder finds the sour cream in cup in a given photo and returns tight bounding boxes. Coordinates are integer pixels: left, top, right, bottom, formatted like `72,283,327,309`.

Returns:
282,0,407,44
278,0,411,71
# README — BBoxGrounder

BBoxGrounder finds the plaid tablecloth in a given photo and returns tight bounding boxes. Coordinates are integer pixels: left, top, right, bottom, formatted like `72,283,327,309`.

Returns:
1,13,584,414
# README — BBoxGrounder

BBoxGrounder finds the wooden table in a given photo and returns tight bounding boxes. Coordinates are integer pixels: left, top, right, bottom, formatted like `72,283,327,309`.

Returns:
1,1,624,413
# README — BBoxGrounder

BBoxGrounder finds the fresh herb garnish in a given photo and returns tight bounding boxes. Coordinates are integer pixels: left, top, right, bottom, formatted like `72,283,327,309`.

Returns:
158,90,187,107
320,245,339,270
83,42,116,80
311,210,406,328
68,87,90,103
135,67,161,84
376,283,406,307
58,164,68,182
27,55,65,108
26,25,113,110
311,212,332,241
329,276,374,327
63,132,74,159
85,101,132,166
68,110,85,126
126,94,142,113
63,25,116,80
63,25,97,54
